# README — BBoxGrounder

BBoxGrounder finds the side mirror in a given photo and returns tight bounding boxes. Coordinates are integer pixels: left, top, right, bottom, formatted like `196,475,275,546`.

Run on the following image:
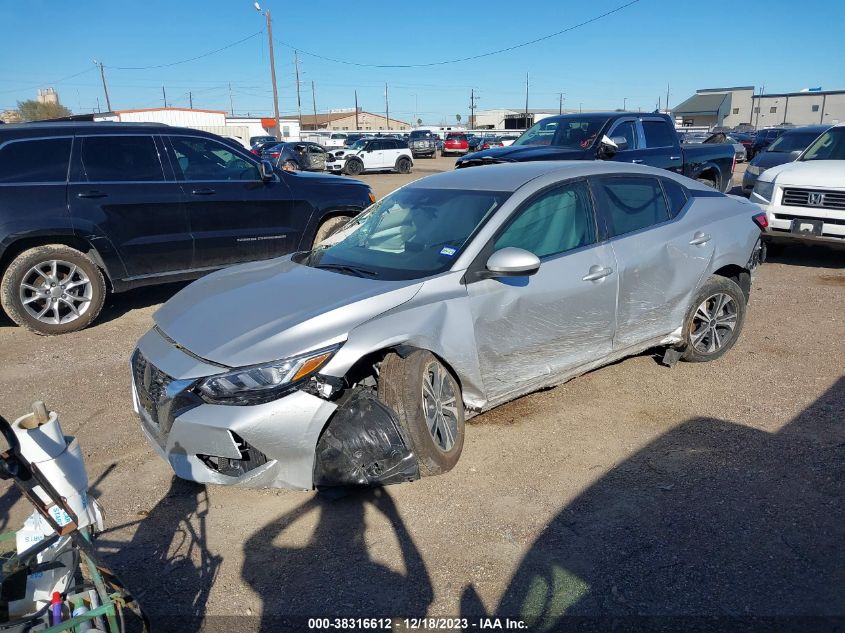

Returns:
259,160,275,181
597,135,620,159
484,247,540,277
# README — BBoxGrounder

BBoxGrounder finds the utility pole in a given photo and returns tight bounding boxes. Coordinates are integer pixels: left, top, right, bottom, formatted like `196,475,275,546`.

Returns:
623,97,627,111
559,92,564,115
228,82,235,116
294,50,303,130
162,85,167,108
385,83,389,131
311,80,317,129
96,97,101,113
665,82,670,113
256,5,282,139
469,88,479,129
189,91,193,109
94,61,112,112
354,90,360,130
524,71,529,127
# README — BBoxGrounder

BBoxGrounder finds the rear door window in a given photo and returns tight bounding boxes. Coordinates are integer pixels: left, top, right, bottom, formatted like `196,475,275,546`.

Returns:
642,121,677,148
0,137,72,183
79,135,164,182
595,176,670,237
661,178,689,218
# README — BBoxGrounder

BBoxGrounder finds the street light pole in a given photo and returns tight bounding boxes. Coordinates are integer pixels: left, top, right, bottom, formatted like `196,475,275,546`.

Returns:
255,3,281,139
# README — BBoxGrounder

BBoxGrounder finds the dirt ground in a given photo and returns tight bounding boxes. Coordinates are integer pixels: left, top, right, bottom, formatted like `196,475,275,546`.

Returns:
0,160,843,630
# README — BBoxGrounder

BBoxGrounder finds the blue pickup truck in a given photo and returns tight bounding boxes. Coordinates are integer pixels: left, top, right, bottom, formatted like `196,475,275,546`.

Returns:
456,112,736,192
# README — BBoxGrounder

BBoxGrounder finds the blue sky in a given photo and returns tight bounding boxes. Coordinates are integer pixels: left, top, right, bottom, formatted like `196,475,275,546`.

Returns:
1,0,843,125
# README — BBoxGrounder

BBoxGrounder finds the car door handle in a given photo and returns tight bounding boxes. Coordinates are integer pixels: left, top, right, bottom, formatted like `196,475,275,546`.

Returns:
631,159,644,164
190,188,216,196
689,232,712,246
76,190,107,199
669,155,681,160
582,265,613,282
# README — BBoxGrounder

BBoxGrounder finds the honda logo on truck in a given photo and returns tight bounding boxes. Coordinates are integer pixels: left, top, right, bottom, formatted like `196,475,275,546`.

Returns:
809,192,823,206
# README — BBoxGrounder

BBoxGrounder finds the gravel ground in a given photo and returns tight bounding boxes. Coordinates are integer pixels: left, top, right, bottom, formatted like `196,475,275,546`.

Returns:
0,160,842,630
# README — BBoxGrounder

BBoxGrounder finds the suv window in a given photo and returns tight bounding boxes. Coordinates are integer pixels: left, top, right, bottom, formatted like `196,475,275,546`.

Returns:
494,181,596,258
596,176,670,237
169,136,259,181
661,178,688,218
79,135,164,182
0,137,72,183
642,120,677,148
609,120,638,150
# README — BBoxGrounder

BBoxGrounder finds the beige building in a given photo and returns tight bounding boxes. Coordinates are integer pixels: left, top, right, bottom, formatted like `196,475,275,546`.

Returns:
674,86,845,128
37,88,59,105
295,109,411,131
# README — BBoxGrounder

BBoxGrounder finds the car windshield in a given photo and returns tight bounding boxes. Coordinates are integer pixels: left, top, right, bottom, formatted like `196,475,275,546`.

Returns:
299,187,509,281
349,139,368,150
767,130,823,153
512,116,609,149
800,127,845,161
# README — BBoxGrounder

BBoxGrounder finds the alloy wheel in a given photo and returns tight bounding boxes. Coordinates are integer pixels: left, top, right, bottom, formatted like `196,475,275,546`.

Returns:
19,259,93,325
690,292,738,354
421,361,459,452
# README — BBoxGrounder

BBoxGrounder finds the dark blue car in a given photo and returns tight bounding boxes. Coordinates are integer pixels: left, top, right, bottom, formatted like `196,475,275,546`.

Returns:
742,125,829,194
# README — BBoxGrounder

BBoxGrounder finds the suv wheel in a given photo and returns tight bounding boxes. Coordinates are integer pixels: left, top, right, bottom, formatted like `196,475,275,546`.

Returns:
312,215,351,248
378,350,465,476
344,158,364,176
1,244,106,335
396,157,412,174
680,275,747,362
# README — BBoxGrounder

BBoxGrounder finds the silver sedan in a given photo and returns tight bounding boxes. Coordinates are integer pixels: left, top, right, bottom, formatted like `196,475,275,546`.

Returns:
131,162,765,490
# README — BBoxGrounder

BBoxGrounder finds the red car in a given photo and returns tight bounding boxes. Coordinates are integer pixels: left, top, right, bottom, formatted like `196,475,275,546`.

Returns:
479,137,504,150
442,133,469,156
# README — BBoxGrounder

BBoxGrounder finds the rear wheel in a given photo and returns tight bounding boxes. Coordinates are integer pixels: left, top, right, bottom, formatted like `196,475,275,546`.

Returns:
0,244,106,335
378,350,465,476
696,175,717,189
396,157,412,174
312,215,351,248
344,159,364,176
681,276,746,363
282,160,299,172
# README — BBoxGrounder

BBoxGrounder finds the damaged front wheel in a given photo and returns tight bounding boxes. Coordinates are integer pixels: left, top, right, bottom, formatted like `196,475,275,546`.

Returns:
379,351,465,477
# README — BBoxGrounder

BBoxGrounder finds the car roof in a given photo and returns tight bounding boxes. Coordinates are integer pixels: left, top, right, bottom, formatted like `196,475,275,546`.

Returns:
0,121,219,140
781,125,830,134
406,160,690,192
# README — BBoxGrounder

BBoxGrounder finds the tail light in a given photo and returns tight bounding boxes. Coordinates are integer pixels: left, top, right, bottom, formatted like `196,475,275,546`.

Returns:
270,152,280,158
752,213,768,230
251,149,259,155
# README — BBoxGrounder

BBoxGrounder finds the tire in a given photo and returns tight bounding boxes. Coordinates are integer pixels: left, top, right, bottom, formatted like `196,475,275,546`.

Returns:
378,350,465,476
283,160,299,172
344,159,364,176
696,176,717,189
396,157,412,174
312,215,351,248
680,275,747,363
1,244,106,335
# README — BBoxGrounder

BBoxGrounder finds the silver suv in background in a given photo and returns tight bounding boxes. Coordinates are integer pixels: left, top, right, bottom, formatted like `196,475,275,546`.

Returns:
131,162,765,491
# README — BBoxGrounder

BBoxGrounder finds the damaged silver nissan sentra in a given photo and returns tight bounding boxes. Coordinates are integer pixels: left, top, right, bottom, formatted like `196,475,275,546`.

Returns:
131,161,766,490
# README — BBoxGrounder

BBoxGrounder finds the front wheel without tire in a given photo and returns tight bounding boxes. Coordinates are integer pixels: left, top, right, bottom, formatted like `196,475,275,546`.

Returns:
312,215,351,247
681,275,747,362
696,176,717,189
378,350,465,476
0,244,106,335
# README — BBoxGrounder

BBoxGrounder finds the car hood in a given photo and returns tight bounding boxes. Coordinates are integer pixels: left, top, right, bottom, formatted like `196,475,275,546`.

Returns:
457,144,586,164
750,151,794,171
154,257,422,368
758,160,845,188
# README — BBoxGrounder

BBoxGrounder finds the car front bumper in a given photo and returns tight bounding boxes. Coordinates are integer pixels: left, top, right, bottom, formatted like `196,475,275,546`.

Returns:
130,328,338,490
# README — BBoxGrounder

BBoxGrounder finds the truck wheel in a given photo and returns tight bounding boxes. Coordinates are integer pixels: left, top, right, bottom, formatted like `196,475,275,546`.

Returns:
396,157,412,174
696,176,717,189
1,244,106,335
378,350,465,477
344,159,364,176
312,215,351,248
680,275,746,363
283,160,299,172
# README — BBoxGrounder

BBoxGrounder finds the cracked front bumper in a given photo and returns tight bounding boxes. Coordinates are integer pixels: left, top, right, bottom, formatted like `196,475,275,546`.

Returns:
131,328,337,490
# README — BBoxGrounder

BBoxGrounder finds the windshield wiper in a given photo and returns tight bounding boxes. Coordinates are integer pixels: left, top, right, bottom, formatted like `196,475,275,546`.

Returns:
314,263,378,278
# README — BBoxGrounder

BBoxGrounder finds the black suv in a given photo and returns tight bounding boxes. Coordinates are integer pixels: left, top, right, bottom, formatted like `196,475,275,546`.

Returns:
0,122,374,335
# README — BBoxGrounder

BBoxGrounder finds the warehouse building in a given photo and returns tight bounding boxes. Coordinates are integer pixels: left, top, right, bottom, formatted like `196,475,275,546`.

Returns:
294,109,411,131
673,86,845,128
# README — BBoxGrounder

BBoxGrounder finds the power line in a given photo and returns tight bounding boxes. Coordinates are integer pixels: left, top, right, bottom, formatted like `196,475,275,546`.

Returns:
111,31,263,70
0,66,96,95
274,0,641,68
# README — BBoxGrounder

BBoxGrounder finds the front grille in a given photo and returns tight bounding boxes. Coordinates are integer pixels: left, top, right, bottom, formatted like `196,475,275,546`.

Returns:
132,350,174,427
782,188,845,210
197,432,268,478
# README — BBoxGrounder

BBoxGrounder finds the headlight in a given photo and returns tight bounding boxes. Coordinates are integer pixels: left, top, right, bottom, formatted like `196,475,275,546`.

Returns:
752,180,774,203
747,165,761,176
196,345,340,405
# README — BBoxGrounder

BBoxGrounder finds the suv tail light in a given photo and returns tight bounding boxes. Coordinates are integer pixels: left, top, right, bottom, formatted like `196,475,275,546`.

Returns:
752,212,768,230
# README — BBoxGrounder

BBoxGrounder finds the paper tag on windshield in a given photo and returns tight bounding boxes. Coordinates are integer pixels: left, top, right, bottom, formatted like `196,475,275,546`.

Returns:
440,246,457,257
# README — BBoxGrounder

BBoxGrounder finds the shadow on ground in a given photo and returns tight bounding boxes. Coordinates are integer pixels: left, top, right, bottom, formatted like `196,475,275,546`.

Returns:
461,377,845,630
765,243,845,270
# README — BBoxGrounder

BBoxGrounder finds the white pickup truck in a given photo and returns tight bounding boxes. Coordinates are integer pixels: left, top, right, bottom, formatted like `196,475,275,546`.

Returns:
750,123,845,248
